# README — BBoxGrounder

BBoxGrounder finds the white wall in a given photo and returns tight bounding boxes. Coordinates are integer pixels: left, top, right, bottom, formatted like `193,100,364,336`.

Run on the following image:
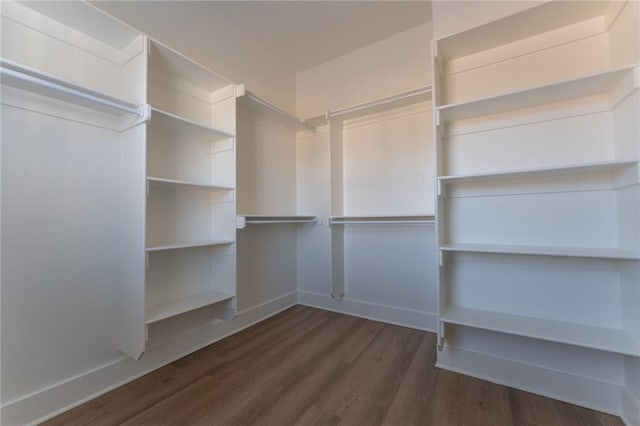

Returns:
296,22,433,118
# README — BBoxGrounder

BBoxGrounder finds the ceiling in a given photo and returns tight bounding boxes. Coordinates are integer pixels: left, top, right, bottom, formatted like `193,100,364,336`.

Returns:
92,1,431,73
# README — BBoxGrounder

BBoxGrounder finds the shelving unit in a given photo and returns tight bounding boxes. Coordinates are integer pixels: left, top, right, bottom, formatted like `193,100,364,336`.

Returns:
144,39,238,341
441,306,640,357
433,0,639,361
436,65,637,123
325,87,434,299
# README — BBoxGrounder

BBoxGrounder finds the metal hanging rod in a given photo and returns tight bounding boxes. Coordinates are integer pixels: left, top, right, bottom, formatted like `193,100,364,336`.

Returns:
1,59,145,117
236,215,319,229
330,215,435,226
327,86,432,120
243,90,316,132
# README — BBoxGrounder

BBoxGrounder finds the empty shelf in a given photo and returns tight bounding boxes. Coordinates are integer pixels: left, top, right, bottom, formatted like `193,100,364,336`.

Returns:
146,176,234,191
439,243,640,260
435,1,610,61
436,65,638,123
438,160,639,184
441,306,640,356
146,289,233,324
150,107,234,141
146,240,234,252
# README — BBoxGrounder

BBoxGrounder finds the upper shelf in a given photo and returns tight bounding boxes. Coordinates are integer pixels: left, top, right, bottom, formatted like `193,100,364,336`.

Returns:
149,107,233,142
439,242,640,260
147,177,234,191
436,65,639,123
4,1,144,65
149,41,232,95
237,88,315,132
438,160,639,184
435,1,612,62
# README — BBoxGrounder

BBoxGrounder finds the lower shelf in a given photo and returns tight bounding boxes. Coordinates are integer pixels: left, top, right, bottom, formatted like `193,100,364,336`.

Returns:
441,306,639,356
145,290,234,324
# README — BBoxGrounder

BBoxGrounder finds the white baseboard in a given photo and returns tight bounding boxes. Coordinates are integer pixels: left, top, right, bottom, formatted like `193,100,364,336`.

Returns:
1,291,297,426
297,290,437,332
437,345,624,419
622,386,640,426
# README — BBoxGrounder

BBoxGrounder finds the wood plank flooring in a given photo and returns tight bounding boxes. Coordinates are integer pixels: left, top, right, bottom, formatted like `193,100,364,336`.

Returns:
44,306,623,426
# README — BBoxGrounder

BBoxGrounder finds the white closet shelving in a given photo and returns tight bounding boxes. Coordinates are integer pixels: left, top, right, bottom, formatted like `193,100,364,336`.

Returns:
1,0,151,361
433,0,640,357
143,39,238,338
323,86,434,298
236,87,316,223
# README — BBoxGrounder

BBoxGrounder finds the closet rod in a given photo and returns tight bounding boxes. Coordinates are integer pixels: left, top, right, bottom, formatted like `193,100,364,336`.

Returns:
330,216,435,226
327,86,432,119
245,90,315,131
0,61,144,117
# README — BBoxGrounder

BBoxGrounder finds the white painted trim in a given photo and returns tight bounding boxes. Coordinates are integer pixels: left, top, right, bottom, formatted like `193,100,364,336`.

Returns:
297,290,438,332
0,291,297,426
621,385,640,426
436,345,624,419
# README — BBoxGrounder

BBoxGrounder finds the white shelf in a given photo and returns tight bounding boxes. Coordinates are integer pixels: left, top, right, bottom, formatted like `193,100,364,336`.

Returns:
149,41,231,94
236,215,317,229
441,306,640,356
436,65,638,122
146,176,233,191
146,289,233,324
435,1,610,61
146,240,234,252
0,58,143,117
438,160,639,184
440,243,640,260
150,107,233,142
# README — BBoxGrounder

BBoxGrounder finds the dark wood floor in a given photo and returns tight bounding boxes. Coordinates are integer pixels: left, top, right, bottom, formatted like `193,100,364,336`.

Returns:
44,306,622,426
